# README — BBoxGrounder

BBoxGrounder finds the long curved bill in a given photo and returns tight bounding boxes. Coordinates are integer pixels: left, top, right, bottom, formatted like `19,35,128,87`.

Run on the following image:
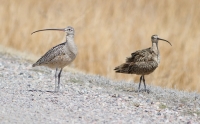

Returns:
158,38,172,46
31,28,65,35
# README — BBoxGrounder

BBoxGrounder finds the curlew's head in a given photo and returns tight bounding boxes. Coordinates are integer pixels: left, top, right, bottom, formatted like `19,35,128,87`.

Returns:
64,26,74,35
31,26,74,36
151,35,172,46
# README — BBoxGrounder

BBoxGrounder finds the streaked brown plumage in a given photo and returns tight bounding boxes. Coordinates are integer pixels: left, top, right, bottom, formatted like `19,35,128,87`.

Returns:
32,26,78,92
114,35,172,92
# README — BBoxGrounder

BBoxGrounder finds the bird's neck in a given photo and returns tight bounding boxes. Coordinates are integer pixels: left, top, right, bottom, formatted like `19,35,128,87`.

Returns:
152,42,160,63
66,35,78,55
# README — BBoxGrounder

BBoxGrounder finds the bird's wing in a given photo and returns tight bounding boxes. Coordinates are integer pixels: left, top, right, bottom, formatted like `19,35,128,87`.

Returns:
33,42,66,66
114,47,158,74
126,47,153,63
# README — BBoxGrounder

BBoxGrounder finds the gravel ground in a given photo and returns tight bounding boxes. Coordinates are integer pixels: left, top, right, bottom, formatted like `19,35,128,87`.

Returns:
0,52,200,124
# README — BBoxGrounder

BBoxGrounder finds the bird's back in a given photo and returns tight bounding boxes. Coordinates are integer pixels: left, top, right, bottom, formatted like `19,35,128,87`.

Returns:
114,47,158,75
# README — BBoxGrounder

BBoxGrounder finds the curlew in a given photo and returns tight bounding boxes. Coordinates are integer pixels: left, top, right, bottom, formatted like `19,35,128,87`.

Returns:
114,35,172,92
32,26,78,92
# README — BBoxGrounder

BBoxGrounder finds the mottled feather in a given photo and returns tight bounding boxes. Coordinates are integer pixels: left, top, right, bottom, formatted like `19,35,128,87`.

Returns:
32,42,66,67
114,47,158,75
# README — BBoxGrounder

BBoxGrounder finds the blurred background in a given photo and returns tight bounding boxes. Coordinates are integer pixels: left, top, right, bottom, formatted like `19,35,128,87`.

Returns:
1,0,200,92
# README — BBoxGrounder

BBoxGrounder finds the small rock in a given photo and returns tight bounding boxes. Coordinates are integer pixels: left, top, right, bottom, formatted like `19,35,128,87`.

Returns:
193,113,197,117
146,99,151,103
28,75,33,78
128,96,132,99
157,112,161,115
134,103,140,107
111,94,119,98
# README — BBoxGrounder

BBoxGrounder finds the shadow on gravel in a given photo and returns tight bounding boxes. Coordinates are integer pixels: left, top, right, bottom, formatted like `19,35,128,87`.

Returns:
119,87,151,94
28,89,56,93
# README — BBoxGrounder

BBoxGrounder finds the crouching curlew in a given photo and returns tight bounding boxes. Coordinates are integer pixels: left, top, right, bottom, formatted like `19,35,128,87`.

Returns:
114,35,172,92
32,26,78,92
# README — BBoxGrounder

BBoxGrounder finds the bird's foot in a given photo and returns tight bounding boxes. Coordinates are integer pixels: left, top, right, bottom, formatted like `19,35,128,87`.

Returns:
137,89,150,94
145,89,150,94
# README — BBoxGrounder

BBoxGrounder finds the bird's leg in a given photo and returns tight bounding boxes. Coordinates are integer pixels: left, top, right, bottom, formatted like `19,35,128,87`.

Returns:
143,75,146,92
55,68,58,92
138,76,143,92
57,68,63,92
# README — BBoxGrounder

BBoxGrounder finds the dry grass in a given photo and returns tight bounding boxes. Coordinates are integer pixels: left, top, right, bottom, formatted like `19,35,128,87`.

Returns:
1,0,200,92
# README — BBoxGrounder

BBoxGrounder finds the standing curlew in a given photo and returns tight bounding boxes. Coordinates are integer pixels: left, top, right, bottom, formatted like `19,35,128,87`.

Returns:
114,35,172,92
32,26,78,92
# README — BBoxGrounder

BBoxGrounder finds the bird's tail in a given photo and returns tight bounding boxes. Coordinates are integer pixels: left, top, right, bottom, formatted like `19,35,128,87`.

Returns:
114,63,130,73
32,63,38,67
